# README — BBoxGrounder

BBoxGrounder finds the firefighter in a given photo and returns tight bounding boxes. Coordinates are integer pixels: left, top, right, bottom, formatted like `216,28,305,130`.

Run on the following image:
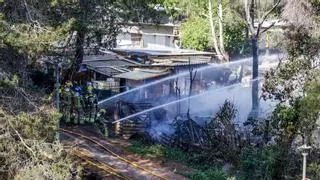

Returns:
65,81,73,89
95,109,107,137
84,81,98,123
72,81,83,94
85,82,94,99
72,86,84,124
86,91,98,123
60,85,72,123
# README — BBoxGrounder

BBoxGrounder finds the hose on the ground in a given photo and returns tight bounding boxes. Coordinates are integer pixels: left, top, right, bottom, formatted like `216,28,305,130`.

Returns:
60,128,168,180
72,149,129,180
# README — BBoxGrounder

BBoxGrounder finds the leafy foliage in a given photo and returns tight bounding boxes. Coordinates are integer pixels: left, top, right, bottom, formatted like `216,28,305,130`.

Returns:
263,3,320,104
223,20,247,56
240,147,277,180
180,17,211,51
0,1,73,60
0,107,81,179
178,0,247,55
0,74,81,179
127,139,233,180
185,169,228,180
180,16,247,54
1,0,161,78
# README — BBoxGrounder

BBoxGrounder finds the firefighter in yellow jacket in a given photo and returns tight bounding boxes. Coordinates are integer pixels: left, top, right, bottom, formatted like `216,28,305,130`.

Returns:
85,82,98,123
72,86,84,124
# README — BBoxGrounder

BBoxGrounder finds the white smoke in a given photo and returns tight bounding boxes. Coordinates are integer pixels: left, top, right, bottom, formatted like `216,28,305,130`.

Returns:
105,54,282,138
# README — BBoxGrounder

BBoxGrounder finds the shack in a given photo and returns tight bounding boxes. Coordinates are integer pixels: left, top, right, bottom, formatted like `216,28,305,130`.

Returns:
111,47,216,102
80,51,141,98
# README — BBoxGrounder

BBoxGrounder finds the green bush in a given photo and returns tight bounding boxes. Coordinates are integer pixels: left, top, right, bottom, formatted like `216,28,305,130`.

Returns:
180,15,248,56
309,163,320,179
164,147,190,163
127,140,165,158
180,17,211,51
240,146,276,180
183,169,228,180
127,140,196,166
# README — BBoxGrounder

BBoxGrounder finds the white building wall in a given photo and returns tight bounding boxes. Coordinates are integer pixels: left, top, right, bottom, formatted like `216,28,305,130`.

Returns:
116,24,178,49
116,33,132,48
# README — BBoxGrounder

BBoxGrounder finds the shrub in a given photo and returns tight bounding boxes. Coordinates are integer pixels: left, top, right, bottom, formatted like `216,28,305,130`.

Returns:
184,169,228,180
240,146,276,180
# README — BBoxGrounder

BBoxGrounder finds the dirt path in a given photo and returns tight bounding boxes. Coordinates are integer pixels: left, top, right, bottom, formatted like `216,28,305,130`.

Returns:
60,127,187,180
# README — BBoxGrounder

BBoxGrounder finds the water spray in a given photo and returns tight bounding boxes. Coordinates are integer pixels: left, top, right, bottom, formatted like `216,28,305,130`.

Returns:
98,57,249,105
98,54,280,105
112,77,264,124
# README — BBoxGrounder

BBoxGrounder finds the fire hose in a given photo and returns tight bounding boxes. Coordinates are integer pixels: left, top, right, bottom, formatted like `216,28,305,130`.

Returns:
72,149,129,180
59,128,168,180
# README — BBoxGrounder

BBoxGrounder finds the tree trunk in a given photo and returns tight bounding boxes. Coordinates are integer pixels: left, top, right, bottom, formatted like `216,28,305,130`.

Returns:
251,35,259,117
208,0,221,56
68,30,85,80
238,64,244,83
218,0,225,54
187,61,196,143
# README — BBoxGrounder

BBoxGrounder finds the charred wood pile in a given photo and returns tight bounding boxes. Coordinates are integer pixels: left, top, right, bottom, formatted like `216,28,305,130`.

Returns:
156,114,207,153
173,115,206,144
159,132,204,154
117,100,152,139
120,120,147,139
156,100,253,162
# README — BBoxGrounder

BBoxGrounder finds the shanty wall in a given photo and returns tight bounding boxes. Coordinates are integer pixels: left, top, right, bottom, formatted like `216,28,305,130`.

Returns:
117,24,178,49
124,75,206,101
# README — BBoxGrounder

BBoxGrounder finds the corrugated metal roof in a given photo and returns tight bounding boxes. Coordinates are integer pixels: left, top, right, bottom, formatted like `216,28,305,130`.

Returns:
150,57,210,66
114,69,170,80
82,53,141,77
87,66,131,77
84,60,131,67
83,55,140,67
113,47,215,57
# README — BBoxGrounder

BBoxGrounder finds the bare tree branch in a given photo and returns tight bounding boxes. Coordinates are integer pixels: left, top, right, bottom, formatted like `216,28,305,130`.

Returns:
1,111,36,158
257,0,281,35
23,0,34,23
244,0,255,34
14,87,40,111
260,21,277,34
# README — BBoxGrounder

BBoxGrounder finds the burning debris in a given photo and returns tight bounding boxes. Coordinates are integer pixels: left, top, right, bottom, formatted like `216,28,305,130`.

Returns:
153,100,243,156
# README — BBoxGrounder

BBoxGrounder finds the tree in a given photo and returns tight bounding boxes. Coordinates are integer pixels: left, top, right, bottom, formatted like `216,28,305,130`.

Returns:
160,0,230,58
243,0,282,118
262,0,320,104
0,1,72,60
208,0,223,57
180,17,211,51
261,1,320,178
0,0,160,79
177,0,247,57
0,74,82,179
49,0,160,79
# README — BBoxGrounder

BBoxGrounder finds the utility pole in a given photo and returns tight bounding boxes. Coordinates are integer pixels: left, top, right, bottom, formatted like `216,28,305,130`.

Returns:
298,143,311,180
55,62,62,141
41,55,65,142
55,63,61,111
